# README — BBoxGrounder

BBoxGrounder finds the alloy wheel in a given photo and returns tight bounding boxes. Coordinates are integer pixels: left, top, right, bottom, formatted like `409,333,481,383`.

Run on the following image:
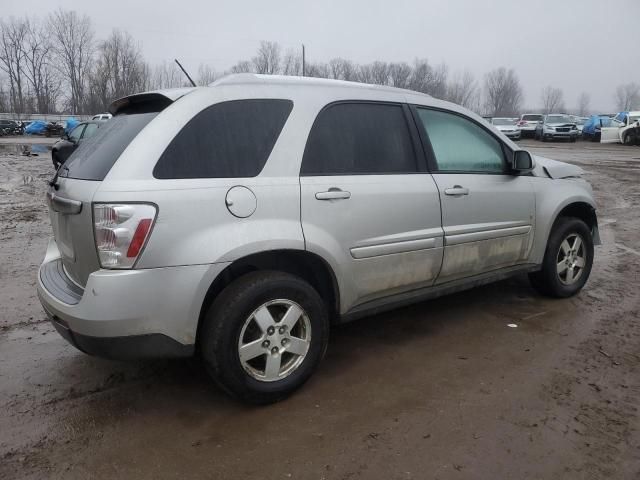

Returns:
556,233,586,285
237,299,311,382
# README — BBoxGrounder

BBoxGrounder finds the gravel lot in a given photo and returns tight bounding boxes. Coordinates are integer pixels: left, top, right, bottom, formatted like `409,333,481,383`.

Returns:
0,137,639,479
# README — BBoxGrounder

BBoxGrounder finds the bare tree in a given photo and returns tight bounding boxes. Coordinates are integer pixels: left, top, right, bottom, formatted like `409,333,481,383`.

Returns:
20,18,58,113
577,92,590,116
328,58,357,81
197,63,217,85
388,62,412,89
49,9,94,114
614,83,640,111
149,61,187,89
370,61,389,85
87,29,147,111
305,62,330,79
409,59,448,98
0,17,29,114
281,49,302,76
541,86,564,114
484,67,523,117
356,63,374,84
230,60,253,74
252,41,281,75
445,70,477,109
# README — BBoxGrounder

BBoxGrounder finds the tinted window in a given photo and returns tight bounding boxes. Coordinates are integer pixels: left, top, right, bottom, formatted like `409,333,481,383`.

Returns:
417,108,505,173
82,123,99,139
301,103,416,175
522,114,542,121
153,99,293,179
61,112,158,181
68,124,85,142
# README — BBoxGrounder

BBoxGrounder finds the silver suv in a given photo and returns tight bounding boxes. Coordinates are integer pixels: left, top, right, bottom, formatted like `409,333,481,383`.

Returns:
38,75,600,403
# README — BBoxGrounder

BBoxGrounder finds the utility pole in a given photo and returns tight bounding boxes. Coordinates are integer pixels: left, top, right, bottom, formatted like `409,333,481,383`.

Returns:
302,44,306,77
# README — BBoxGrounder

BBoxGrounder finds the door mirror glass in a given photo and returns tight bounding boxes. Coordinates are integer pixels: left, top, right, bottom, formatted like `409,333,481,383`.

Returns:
513,150,534,172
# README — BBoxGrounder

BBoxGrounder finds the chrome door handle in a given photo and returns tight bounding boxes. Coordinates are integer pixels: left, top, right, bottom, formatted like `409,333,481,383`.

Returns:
315,189,351,200
444,185,469,196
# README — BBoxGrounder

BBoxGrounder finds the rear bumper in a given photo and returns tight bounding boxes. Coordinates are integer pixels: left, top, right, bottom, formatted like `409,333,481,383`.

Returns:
503,131,521,139
47,313,193,360
38,238,230,359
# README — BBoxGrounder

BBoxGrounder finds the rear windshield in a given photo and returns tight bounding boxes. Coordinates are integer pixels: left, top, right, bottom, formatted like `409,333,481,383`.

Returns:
60,112,158,180
522,114,542,121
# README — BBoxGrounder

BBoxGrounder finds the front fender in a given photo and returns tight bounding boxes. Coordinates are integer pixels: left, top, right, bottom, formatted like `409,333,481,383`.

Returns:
529,177,598,264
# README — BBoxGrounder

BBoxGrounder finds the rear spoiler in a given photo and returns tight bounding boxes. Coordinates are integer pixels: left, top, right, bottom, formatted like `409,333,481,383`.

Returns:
108,87,198,115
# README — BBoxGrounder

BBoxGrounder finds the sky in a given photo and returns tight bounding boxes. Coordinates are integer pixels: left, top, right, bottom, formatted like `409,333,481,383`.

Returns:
5,0,639,112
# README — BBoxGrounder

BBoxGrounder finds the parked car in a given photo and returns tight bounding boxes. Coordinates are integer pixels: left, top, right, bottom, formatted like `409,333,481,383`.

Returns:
0,119,20,135
535,114,579,142
571,116,588,136
92,113,112,121
517,113,543,137
44,122,65,137
582,115,612,141
51,121,103,169
600,111,640,145
490,117,521,139
38,75,599,404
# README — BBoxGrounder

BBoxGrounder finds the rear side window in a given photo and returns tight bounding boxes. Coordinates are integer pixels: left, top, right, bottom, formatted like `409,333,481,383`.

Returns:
61,112,158,180
153,99,293,179
301,103,417,175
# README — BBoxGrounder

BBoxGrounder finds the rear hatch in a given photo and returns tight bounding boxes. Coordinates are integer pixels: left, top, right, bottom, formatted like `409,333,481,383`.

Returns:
47,90,194,286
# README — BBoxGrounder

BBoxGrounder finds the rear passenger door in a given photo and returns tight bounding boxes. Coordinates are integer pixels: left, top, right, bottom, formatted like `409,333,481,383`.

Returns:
300,102,444,312
413,107,535,283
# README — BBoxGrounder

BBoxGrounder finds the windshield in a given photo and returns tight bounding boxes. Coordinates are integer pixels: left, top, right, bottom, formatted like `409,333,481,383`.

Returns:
546,116,573,124
492,118,517,126
60,112,158,181
522,114,542,121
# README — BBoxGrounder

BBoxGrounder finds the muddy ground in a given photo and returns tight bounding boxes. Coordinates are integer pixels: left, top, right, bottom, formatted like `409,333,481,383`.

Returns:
0,137,639,479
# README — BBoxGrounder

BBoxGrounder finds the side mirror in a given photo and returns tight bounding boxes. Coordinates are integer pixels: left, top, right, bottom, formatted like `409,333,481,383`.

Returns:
513,150,534,172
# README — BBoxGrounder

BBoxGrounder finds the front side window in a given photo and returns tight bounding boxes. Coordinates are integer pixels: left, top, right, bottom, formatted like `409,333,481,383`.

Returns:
417,108,505,173
82,123,99,139
301,102,417,175
68,124,85,142
154,99,293,179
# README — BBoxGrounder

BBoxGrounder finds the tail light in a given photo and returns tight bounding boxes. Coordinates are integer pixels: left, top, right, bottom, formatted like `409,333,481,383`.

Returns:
517,120,526,126
93,203,157,269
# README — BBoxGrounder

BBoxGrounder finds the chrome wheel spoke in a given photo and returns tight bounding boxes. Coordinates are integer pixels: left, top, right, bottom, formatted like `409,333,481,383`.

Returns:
239,339,265,362
264,353,282,380
566,266,575,283
560,239,571,256
286,336,310,357
253,306,275,333
281,304,303,329
557,261,568,274
575,256,585,268
572,236,583,253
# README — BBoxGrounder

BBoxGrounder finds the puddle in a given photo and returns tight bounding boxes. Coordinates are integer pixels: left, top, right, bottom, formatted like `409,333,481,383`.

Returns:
0,144,51,156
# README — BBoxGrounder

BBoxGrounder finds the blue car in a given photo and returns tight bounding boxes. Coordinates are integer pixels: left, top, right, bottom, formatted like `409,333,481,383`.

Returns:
582,115,613,141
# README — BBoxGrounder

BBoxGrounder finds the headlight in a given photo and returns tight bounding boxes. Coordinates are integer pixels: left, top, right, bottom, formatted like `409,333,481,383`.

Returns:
545,125,555,131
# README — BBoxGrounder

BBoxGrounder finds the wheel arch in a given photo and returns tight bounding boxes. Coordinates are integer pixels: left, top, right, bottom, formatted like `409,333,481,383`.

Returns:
196,249,341,342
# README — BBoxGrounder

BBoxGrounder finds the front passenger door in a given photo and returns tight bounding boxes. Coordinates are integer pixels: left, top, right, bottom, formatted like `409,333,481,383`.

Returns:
414,107,535,283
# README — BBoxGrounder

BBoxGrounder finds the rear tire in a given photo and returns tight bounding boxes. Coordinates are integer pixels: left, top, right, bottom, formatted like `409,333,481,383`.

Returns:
200,271,329,404
529,217,594,298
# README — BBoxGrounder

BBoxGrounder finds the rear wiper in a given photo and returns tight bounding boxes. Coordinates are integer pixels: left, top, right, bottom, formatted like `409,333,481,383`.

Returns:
48,165,68,190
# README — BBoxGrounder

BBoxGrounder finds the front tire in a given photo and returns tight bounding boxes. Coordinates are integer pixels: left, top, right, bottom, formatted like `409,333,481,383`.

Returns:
200,271,329,404
529,217,594,298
